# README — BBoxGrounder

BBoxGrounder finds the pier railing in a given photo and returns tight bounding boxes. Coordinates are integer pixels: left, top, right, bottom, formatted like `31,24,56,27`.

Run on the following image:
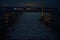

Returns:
0,7,58,27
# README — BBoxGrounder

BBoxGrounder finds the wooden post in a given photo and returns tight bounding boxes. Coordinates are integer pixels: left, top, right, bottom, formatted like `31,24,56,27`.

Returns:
42,0,44,16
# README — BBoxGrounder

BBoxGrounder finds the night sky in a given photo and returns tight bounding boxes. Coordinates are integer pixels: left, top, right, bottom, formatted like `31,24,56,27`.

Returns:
0,0,57,8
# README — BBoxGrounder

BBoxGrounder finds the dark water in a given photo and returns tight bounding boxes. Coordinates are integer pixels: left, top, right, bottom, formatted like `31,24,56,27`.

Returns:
6,12,58,40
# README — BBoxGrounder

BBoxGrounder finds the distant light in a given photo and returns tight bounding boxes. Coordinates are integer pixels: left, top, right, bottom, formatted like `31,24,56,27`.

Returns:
14,8,24,10
14,8,16,10
26,8,31,10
